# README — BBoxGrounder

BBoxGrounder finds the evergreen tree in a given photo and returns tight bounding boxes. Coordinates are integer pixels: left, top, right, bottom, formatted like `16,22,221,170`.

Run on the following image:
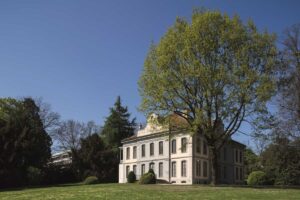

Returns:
101,96,136,148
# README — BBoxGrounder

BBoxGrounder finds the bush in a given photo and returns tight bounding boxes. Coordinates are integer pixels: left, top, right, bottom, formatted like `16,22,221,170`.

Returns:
127,171,136,183
139,169,156,184
247,171,267,186
27,166,43,186
83,176,99,185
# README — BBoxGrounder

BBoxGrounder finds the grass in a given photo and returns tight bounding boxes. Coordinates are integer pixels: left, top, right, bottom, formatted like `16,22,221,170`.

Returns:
0,183,300,200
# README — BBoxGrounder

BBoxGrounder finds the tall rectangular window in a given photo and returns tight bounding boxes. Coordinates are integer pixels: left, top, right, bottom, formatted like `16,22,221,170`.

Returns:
171,139,176,154
171,162,176,177
240,167,243,181
196,138,201,154
223,166,227,179
235,167,239,180
133,165,137,175
133,146,137,159
181,161,187,177
223,147,227,161
235,149,239,163
126,166,130,178
126,147,130,160
141,164,145,175
142,144,145,157
159,162,163,177
159,141,163,155
196,160,201,177
149,162,154,170
203,161,208,177
203,142,207,155
150,143,154,156
120,149,123,161
181,138,187,153
239,151,243,163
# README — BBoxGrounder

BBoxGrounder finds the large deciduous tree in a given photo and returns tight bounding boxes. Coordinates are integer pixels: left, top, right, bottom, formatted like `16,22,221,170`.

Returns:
139,10,277,184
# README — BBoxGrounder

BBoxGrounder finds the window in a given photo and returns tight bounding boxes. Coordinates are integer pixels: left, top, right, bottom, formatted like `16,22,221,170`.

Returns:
171,139,176,154
203,161,208,177
239,151,243,163
171,162,176,177
181,161,187,177
196,160,201,177
235,149,239,163
223,166,227,179
159,141,163,155
203,141,207,155
133,146,137,159
159,162,163,177
181,138,187,153
149,162,154,170
223,147,227,161
150,143,154,156
141,164,145,175
126,166,130,178
133,165,137,175
142,144,145,157
196,138,201,154
235,167,239,180
240,167,243,181
126,147,130,160
120,149,123,161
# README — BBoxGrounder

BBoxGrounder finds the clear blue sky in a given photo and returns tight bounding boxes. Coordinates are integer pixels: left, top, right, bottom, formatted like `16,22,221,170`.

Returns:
0,0,299,145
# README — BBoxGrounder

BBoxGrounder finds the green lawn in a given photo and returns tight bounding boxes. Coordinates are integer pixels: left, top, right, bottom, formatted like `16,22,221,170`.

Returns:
0,183,299,200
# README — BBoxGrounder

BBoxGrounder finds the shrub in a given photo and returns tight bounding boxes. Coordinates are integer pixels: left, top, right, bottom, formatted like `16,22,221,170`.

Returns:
247,171,267,186
127,171,136,183
139,170,156,184
27,166,43,186
83,176,99,185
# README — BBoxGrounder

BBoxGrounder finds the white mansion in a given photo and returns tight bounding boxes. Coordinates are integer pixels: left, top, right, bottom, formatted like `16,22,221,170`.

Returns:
119,114,245,184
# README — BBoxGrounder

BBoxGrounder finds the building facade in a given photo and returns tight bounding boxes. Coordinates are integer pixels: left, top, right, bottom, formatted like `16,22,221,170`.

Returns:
119,115,245,184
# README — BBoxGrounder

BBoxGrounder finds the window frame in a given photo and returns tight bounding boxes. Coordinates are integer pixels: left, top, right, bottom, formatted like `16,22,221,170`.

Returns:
141,144,145,157
150,143,154,156
159,141,164,155
181,160,187,177
171,161,176,177
181,138,187,153
171,139,176,154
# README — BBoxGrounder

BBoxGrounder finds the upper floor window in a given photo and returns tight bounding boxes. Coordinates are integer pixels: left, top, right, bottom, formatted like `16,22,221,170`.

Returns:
159,141,163,155
120,149,123,161
171,161,176,177
171,139,176,154
196,138,201,154
181,138,187,153
239,151,243,163
203,142,207,155
133,146,137,159
235,149,238,163
126,147,130,160
150,143,154,156
181,160,187,177
142,144,145,157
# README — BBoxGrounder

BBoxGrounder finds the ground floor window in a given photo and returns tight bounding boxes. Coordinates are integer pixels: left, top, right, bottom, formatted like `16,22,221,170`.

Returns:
181,160,187,177
203,161,208,177
159,162,163,177
149,162,155,171
126,166,130,178
239,167,243,181
235,167,239,180
133,165,137,175
196,160,201,177
141,164,145,175
223,166,227,179
171,161,176,177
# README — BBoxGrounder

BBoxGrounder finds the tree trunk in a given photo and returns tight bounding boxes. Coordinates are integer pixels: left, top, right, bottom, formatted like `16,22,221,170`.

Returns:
210,146,219,185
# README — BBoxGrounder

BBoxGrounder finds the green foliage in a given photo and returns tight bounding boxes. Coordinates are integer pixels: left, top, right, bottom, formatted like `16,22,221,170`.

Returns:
0,98,52,188
83,176,99,185
72,134,119,183
261,137,300,185
127,171,136,183
27,167,43,186
138,9,277,184
244,148,261,178
101,96,136,148
139,169,156,184
247,171,267,186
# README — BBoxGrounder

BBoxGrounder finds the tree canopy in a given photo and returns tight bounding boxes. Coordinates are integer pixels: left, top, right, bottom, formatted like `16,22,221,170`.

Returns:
139,10,277,184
